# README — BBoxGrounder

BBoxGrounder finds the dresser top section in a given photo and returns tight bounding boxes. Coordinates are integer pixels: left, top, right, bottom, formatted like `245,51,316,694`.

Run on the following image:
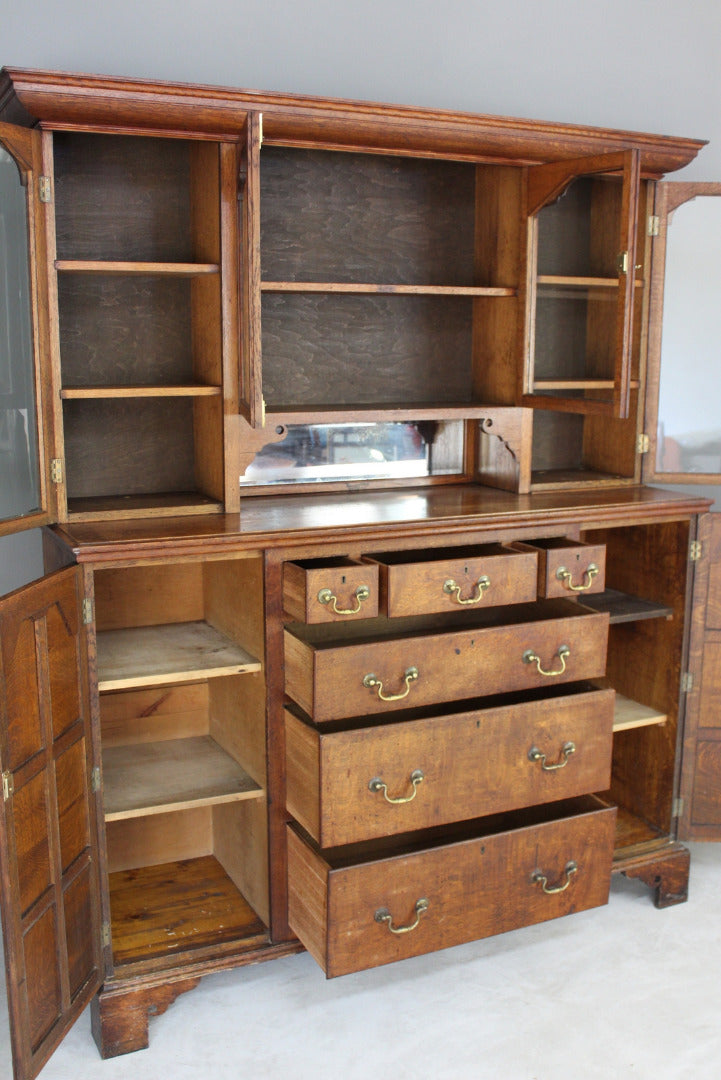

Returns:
0,67,705,174
51,485,711,564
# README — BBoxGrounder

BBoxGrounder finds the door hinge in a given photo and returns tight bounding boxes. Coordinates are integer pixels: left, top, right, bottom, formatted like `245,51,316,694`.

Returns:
258,112,263,147
50,458,63,484
261,396,267,426
38,176,52,203
82,597,94,625
690,540,703,562
681,671,694,693
636,433,650,455
673,796,685,818
91,766,101,793
2,772,13,802
617,251,629,275
648,215,660,237
101,922,111,948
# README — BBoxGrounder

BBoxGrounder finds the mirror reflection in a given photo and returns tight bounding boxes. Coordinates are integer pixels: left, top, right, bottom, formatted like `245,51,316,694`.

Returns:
657,195,721,474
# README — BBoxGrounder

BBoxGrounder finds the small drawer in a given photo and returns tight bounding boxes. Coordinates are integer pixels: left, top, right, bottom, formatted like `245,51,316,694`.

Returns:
285,685,614,847
284,599,609,722
288,796,616,977
365,544,538,616
283,557,379,623
514,538,606,598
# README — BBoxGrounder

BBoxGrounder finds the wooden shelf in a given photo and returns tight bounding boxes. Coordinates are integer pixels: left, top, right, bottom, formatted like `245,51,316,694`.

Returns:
267,403,495,425
60,384,222,399
612,804,667,855
530,469,630,491
67,492,222,521
109,855,267,965
55,260,219,276
102,736,263,821
537,275,642,289
261,281,515,297
613,694,666,732
579,588,673,624
97,621,261,691
532,379,640,391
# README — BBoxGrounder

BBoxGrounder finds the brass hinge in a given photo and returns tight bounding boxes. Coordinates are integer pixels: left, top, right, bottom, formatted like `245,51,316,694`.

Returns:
617,251,629,274
636,433,650,455
681,671,694,693
2,772,13,802
261,396,266,426
50,458,63,484
91,766,101,793
258,112,263,147
690,540,703,562
673,796,685,818
648,215,660,237
82,597,94,625
38,176,52,203
101,922,111,948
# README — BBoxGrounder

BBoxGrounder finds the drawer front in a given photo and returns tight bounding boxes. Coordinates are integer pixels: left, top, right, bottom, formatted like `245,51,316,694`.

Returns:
283,558,379,623
284,606,609,722
285,687,614,846
288,801,616,977
517,539,606,599
366,545,538,617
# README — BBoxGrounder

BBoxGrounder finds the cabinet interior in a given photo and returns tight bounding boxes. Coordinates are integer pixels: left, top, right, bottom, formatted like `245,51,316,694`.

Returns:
93,557,269,966
52,132,227,519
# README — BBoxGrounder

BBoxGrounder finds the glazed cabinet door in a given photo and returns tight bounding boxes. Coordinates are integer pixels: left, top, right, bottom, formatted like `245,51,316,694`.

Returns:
0,566,104,1080
0,124,56,536
522,149,641,419
238,112,263,427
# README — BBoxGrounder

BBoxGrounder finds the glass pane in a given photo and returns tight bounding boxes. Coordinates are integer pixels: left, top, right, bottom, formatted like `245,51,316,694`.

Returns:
239,421,464,486
656,197,721,475
0,145,40,522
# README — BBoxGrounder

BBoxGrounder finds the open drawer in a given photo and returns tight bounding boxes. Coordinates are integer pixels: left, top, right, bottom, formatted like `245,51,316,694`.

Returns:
287,796,616,977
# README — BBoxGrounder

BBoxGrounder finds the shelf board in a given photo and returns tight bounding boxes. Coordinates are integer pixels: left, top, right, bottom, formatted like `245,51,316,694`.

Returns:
579,588,673,624
537,275,643,289
109,855,267,965
611,804,667,856
67,492,222,521
261,281,515,297
530,469,631,491
55,260,219,276
613,694,666,732
533,379,615,390
60,384,222,399
267,403,495,424
102,735,263,821
97,621,261,691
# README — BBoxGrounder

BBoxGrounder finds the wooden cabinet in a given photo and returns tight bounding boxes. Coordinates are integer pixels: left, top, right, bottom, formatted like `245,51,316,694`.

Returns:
0,67,719,1079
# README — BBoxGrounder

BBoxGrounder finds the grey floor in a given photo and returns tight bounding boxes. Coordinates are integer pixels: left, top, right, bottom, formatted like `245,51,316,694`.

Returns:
2,843,720,1080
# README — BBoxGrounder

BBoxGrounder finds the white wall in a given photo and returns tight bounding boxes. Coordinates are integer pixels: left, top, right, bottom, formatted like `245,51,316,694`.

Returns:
2,0,720,581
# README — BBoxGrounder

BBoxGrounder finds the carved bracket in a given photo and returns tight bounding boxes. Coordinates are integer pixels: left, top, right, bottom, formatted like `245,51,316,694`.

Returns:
476,407,533,494
615,842,691,908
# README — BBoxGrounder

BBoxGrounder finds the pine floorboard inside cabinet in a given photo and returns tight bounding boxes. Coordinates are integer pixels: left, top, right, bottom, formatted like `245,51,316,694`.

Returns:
109,855,267,964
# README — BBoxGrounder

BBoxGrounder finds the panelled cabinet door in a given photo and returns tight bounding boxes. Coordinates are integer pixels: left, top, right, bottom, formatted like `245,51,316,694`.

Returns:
643,182,721,483
522,149,641,419
238,112,263,427
678,513,721,840
0,566,104,1080
0,123,57,536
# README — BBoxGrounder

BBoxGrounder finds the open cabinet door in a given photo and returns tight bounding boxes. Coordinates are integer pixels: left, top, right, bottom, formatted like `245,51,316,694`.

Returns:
0,123,57,537
0,566,104,1080
678,513,721,840
238,112,263,428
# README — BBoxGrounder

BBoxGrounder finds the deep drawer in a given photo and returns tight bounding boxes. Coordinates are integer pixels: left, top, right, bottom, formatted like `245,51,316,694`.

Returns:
513,538,606,598
287,796,617,977
283,557,380,623
285,684,614,847
284,599,609,722
365,543,538,616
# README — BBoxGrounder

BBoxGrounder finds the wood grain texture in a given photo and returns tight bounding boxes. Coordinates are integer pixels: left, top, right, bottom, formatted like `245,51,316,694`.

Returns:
283,558,380,623
285,685,614,846
99,683,210,746
261,292,474,408
94,562,204,632
288,800,616,977
105,807,213,873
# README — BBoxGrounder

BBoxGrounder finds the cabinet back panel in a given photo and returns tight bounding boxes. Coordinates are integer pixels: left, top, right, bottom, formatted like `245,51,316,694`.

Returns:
63,399,196,498
53,133,193,262
532,412,585,472
260,148,476,285
261,294,473,407
58,276,193,387
94,563,205,631
537,177,620,278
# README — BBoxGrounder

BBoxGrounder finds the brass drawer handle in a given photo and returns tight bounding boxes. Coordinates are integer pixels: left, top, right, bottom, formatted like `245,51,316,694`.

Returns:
369,769,424,804
528,741,576,771
363,666,419,702
523,645,570,677
317,584,371,615
532,861,578,895
443,575,491,605
556,563,599,592
375,898,429,934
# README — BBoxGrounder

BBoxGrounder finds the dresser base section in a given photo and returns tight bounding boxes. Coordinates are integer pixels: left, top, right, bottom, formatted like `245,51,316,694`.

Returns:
613,842,691,908
91,938,304,1059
